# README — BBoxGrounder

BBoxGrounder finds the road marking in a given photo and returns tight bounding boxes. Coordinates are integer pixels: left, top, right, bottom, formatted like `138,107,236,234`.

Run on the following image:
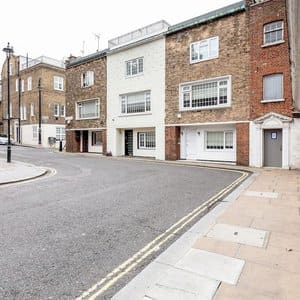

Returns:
76,168,249,300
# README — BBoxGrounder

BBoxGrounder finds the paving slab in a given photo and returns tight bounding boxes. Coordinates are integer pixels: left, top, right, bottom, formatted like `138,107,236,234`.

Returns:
144,267,220,300
244,191,278,198
206,223,269,248
175,249,245,285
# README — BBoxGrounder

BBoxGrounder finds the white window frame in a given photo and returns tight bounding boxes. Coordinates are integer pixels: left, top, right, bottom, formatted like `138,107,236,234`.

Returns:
179,75,231,111
120,91,151,115
27,77,32,91
205,131,234,151
125,57,144,77
60,105,65,117
262,73,284,103
263,21,284,46
21,80,24,92
15,79,19,92
138,131,156,150
190,36,219,64
54,104,60,117
76,98,100,120
30,103,34,117
56,127,65,141
54,76,64,91
81,71,94,88
21,104,27,120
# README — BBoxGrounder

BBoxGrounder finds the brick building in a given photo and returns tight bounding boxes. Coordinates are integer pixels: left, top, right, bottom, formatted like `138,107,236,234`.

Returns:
1,55,66,148
65,51,107,153
247,0,297,168
164,0,299,168
165,1,250,165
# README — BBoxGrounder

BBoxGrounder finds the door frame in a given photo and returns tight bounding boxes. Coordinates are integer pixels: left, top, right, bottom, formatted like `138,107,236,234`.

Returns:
124,129,133,156
263,128,282,167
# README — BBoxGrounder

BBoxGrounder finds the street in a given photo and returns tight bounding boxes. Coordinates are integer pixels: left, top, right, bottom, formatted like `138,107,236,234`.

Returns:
0,146,242,299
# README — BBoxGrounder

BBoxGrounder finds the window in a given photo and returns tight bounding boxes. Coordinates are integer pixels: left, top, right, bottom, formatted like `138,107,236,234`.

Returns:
60,105,65,117
180,76,230,110
21,80,24,92
9,63,13,76
21,104,27,120
263,74,283,101
32,126,38,140
54,76,64,90
15,79,19,92
54,104,59,117
206,131,233,150
126,57,144,76
30,103,34,117
77,99,100,119
121,91,151,114
81,71,94,87
264,21,283,45
56,127,65,140
27,77,32,91
138,132,155,149
91,131,102,146
190,37,219,63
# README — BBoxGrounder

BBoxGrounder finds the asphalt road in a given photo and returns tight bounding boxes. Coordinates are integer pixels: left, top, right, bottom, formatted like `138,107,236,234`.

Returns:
0,146,241,299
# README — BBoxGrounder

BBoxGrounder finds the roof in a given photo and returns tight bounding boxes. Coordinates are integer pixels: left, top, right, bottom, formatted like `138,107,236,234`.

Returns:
167,1,246,34
67,49,107,68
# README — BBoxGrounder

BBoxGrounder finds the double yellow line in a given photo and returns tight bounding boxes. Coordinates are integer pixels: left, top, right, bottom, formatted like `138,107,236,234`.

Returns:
77,167,249,300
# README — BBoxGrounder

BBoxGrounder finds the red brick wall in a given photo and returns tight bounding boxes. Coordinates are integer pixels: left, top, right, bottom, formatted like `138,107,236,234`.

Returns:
165,126,180,160
66,131,80,152
236,122,249,166
248,0,293,119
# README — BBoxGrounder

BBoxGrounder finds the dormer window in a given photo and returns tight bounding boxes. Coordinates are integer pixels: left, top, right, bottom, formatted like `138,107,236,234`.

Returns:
81,71,94,87
263,21,284,46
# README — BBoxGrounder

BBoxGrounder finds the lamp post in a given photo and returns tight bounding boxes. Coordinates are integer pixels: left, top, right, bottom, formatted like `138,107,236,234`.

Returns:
38,78,42,145
2,42,14,163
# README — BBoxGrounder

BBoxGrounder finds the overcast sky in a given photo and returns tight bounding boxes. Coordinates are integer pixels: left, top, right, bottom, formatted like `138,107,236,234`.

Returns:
1,0,238,66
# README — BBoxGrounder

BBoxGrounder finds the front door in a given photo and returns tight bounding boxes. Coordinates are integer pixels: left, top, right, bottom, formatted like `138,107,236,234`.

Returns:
186,128,197,159
264,129,282,167
125,130,133,156
82,131,89,152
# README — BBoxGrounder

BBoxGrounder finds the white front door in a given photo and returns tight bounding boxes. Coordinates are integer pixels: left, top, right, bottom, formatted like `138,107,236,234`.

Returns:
186,128,197,159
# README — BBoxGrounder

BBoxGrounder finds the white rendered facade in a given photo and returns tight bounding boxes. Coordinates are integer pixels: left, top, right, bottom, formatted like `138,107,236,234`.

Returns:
107,33,166,160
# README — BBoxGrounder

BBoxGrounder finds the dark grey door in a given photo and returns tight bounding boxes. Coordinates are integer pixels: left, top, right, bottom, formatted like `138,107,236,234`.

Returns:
264,129,282,167
125,130,133,156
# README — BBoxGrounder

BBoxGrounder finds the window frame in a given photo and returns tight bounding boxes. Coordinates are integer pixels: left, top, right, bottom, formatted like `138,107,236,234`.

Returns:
262,73,284,103
30,103,35,117
205,130,234,151
60,104,65,117
21,80,24,92
76,98,100,120
179,75,231,111
263,20,284,46
54,104,60,117
138,131,156,150
32,126,38,140
120,91,151,115
15,78,19,92
27,77,32,91
53,76,64,91
81,70,94,88
190,36,219,64
91,131,102,146
125,57,144,77
56,127,65,141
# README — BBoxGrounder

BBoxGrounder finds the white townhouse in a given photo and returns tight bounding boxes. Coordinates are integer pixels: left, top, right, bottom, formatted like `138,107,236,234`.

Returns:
107,21,169,160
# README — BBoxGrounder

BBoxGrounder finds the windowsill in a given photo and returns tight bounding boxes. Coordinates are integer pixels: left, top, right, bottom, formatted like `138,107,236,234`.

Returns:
125,73,144,79
81,85,94,88
54,89,64,92
76,117,100,120
118,112,152,117
261,98,284,103
138,148,156,150
261,40,285,48
205,149,234,152
180,104,231,112
190,56,219,65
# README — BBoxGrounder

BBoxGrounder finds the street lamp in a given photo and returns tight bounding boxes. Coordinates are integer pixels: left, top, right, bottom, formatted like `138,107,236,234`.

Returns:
2,42,14,163
38,78,42,145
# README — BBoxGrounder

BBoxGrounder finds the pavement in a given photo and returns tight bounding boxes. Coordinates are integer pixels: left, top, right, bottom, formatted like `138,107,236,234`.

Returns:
0,158,48,185
0,148,299,299
112,167,300,300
